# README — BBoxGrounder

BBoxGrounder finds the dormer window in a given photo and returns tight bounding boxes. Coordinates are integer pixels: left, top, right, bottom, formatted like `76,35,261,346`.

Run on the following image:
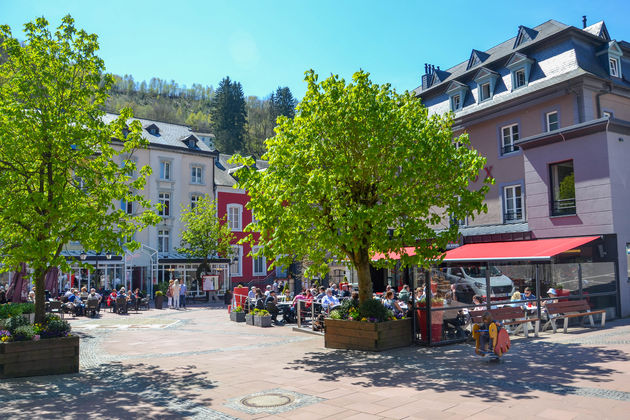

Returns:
610,57,620,77
506,52,534,91
145,123,160,136
597,40,623,79
446,81,468,112
473,67,499,103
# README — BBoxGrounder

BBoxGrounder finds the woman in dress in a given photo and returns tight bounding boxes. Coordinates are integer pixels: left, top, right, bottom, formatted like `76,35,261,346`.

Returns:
172,279,181,309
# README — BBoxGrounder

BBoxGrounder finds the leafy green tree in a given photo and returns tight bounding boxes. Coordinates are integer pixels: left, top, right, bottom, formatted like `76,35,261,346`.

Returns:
0,16,160,322
211,76,247,153
234,70,489,303
177,196,235,280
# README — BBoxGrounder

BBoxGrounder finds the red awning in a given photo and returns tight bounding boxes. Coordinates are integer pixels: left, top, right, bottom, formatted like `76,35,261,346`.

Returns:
443,236,600,262
372,247,417,261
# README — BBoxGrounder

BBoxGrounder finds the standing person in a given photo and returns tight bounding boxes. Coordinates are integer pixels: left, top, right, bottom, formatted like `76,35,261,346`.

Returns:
172,279,181,309
179,281,187,309
166,279,174,309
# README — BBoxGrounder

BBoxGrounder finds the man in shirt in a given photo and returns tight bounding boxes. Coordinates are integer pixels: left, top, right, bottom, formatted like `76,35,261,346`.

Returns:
264,290,282,324
398,284,411,303
522,287,537,300
321,288,340,312
264,285,272,297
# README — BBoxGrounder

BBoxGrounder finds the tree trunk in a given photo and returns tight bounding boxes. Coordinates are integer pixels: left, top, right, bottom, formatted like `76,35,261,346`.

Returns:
34,267,48,324
354,249,373,304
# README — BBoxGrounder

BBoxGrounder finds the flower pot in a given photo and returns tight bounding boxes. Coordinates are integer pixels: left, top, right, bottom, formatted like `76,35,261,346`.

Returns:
245,313,254,325
254,315,272,327
154,295,164,309
0,335,79,378
230,311,246,322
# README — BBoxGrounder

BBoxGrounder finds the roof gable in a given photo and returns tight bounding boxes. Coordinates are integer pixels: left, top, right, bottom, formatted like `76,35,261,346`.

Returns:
445,80,468,94
144,123,160,135
467,49,490,70
583,21,610,41
513,26,538,48
473,67,499,81
180,134,200,150
506,52,534,68
430,69,450,86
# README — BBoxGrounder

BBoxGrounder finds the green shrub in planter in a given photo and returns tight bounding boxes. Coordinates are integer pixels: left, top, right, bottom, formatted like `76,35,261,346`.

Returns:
0,304,23,320
2,314,29,333
19,303,35,314
358,298,389,323
40,318,71,338
12,325,36,342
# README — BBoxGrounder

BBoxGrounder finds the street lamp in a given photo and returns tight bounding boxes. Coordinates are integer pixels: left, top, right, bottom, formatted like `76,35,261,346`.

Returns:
79,251,87,261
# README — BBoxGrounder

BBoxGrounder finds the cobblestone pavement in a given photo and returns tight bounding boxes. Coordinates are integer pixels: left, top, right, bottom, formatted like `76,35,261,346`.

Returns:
2,305,630,419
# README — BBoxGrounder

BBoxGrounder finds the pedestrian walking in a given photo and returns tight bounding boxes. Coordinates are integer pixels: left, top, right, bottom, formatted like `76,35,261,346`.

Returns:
167,279,174,308
180,281,187,309
173,279,181,309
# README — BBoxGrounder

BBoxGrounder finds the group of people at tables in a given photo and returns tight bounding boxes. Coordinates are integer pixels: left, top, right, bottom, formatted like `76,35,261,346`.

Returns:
57,286,145,316
246,283,357,325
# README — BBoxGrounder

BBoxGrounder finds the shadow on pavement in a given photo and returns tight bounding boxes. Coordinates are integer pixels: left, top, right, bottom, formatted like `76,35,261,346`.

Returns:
0,361,216,418
287,336,629,403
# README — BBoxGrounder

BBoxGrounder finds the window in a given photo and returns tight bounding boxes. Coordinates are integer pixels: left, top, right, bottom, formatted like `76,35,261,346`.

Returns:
480,83,491,101
158,192,170,217
546,111,559,131
191,166,203,184
610,57,620,77
230,245,242,277
503,185,523,222
159,160,171,180
501,124,520,155
191,194,202,209
252,246,266,276
158,230,170,253
451,94,461,111
449,196,467,227
227,204,242,231
515,69,526,88
121,199,133,215
550,160,576,216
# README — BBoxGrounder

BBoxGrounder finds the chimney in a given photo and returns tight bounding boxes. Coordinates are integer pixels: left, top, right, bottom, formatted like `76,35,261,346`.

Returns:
582,15,587,29
421,63,434,90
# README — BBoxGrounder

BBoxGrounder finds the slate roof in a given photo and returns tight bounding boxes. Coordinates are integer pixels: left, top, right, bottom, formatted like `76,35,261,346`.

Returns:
102,113,216,155
214,153,269,188
413,19,625,97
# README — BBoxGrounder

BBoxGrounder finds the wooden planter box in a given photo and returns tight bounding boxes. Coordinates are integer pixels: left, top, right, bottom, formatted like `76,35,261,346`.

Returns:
245,314,254,325
0,335,79,379
254,315,272,327
230,311,246,322
325,318,412,351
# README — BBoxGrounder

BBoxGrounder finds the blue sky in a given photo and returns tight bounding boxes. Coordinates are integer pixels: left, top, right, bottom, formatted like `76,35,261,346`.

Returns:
2,0,630,99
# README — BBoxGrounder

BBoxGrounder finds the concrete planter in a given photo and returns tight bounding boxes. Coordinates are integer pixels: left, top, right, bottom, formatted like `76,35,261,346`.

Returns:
245,314,254,325
254,315,272,327
154,295,164,309
230,311,246,322
0,335,79,379
325,318,413,351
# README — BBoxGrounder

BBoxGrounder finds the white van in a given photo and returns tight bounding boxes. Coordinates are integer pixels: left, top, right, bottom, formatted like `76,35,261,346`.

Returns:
444,266,515,303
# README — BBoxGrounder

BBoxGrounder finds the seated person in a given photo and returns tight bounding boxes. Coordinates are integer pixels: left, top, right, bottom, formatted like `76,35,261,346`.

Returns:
330,283,339,297
264,285,272,297
522,287,536,301
398,285,410,304
340,284,351,298
542,288,558,308
108,289,118,307
248,286,256,301
473,312,510,357
71,291,85,316
264,291,282,324
315,286,326,301
255,288,265,310
321,288,340,312
27,291,36,303
382,290,404,315
510,291,523,308
472,295,485,311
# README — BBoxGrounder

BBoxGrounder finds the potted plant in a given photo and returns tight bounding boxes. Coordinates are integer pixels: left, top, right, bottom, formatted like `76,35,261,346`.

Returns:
253,309,272,327
229,305,246,322
154,291,164,309
325,298,413,351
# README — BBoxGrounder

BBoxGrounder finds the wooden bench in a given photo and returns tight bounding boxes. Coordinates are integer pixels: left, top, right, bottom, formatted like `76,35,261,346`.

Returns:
543,299,606,333
470,306,540,338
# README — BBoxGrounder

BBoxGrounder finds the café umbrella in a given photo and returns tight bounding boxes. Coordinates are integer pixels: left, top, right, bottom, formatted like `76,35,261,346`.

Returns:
6,262,28,303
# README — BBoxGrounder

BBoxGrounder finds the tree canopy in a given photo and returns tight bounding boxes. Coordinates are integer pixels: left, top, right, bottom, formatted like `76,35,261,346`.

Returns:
177,196,235,278
234,70,490,303
211,76,247,154
0,16,160,321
